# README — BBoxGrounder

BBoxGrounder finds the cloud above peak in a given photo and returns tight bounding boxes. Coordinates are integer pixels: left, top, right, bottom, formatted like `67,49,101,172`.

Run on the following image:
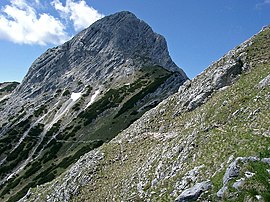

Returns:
256,0,270,9
0,0,69,45
0,0,104,45
52,0,104,31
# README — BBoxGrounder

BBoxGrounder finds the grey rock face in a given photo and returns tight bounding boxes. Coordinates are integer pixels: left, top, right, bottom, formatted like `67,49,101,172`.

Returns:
1,11,187,123
222,157,241,184
16,11,186,99
175,180,212,202
258,74,270,89
175,48,247,113
173,165,205,195
232,179,245,191
261,158,270,165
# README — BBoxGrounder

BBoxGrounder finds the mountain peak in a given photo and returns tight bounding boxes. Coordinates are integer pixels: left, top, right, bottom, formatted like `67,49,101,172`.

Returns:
90,11,139,26
69,10,181,72
15,11,186,99
107,10,137,19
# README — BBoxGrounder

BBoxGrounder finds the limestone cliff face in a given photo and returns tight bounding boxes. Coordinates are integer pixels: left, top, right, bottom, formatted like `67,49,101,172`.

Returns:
0,11,187,201
15,11,185,99
1,11,187,127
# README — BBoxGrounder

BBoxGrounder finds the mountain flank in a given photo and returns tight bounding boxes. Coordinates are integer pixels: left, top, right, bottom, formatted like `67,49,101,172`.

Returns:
19,26,270,201
0,11,187,202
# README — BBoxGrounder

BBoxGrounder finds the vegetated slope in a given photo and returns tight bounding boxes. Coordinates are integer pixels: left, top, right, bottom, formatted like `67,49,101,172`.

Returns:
0,82,19,96
21,26,270,202
0,11,187,202
0,82,19,105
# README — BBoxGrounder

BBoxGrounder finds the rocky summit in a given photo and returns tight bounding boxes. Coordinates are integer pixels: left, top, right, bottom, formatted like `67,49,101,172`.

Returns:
0,11,187,202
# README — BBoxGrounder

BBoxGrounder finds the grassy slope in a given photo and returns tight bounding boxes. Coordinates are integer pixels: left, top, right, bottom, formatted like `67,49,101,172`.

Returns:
69,28,270,201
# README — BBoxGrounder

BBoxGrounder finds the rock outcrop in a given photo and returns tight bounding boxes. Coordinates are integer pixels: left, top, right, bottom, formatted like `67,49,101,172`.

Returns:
258,73,270,89
175,180,212,202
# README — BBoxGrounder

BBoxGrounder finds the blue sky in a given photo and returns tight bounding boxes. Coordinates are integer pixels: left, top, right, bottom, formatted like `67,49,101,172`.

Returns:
0,0,269,82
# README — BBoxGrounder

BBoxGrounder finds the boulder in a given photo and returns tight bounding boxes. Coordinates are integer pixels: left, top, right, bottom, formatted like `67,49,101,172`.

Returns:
175,180,212,202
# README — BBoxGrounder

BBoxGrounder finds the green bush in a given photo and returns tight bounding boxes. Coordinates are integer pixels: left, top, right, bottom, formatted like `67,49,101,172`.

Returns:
34,105,48,117
6,142,26,161
72,102,81,111
42,140,63,163
34,121,61,157
60,125,82,140
82,85,93,97
7,181,36,202
23,161,42,179
0,82,19,93
37,172,55,185
0,117,31,150
33,165,55,182
78,87,128,126
115,74,171,118
0,177,22,196
27,123,44,137
0,124,44,178
62,89,70,96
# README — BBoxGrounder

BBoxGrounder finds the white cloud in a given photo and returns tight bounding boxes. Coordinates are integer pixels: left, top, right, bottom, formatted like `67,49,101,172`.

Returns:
52,0,104,31
0,0,104,45
256,0,270,9
0,0,69,45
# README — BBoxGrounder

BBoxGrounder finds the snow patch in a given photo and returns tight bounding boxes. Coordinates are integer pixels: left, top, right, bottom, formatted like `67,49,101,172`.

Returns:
71,92,82,102
86,90,100,108
45,92,82,130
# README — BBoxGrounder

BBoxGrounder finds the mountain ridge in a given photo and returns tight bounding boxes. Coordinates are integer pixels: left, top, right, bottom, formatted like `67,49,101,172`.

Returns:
15,11,185,97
